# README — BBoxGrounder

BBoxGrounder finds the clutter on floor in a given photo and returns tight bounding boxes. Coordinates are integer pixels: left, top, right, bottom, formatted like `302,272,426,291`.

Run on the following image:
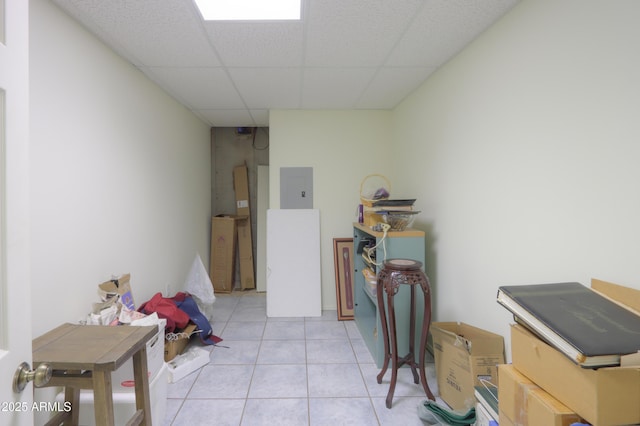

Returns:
167,346,211,383
73,255,221,424
74,206,639,426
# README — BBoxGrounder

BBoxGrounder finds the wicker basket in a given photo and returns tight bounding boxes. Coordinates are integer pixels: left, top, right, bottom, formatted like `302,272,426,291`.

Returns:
359,174,391,207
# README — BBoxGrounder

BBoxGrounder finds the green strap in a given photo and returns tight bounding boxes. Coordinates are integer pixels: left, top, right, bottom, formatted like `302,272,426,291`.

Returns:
417,400,476,426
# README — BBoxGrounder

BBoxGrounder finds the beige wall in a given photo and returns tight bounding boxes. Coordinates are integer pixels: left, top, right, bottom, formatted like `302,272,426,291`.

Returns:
29,0,211,338
392,0,640,355
270,0,640,358
31,0,640,369
269,110,393,309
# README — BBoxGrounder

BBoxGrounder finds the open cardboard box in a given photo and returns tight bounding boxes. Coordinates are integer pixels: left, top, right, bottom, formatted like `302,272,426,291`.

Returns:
431,322,505,411
164,322,197,362
510,278,640,426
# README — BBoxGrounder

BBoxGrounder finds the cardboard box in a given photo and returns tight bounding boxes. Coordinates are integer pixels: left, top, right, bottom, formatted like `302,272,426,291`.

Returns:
233,164,250,216
508,278,640,426
431,322,505,411
498,363,534,425
527,388,583,426
164,322,197,362
98,273,135,311
498,364,582,426
210,215,237,293
236,216,255,290
511,322,640,426
233,165,255,290
498,411,515,426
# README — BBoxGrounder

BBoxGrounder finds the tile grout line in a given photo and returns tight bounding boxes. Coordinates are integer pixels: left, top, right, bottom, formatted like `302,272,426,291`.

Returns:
304,314,311,425
166,294,437,425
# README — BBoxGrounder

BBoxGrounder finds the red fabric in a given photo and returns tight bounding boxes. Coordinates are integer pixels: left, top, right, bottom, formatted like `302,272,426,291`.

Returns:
172,292,188,303
138,292,190,332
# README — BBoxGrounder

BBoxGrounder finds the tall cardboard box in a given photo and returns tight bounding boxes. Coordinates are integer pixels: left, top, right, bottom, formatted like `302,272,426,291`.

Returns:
233,165,255,290
210,215,237,293
233,164,250,217
431,322,505,411
498,364,582,426
236,216,255,290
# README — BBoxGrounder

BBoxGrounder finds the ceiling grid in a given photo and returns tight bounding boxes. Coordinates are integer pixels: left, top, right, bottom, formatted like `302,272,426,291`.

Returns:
51,0,520,127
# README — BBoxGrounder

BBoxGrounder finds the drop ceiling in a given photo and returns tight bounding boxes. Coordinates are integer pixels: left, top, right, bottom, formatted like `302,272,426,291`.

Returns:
50,0,520,127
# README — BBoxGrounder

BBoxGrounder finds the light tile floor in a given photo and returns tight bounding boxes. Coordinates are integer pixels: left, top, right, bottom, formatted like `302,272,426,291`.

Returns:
162,291,444,425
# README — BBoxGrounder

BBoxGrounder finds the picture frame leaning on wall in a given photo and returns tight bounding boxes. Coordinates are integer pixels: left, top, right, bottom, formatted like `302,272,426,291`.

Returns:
333,238,355,320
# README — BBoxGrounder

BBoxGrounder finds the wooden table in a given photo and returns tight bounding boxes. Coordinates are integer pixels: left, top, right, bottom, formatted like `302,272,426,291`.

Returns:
33,323,157,426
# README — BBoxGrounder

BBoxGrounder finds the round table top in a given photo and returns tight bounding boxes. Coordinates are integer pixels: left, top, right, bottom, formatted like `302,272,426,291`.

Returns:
383,258,423,271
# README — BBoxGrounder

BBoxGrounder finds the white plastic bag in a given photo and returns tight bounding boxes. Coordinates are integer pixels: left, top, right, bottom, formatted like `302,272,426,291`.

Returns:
184,254,216,321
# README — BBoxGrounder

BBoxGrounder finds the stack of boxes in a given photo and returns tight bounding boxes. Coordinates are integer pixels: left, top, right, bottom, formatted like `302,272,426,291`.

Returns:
499,279,640,426
209,164,256,293
431,281,640,426
497,363,581,425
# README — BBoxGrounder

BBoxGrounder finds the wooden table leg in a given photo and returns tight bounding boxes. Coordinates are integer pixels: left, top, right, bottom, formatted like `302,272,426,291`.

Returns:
133,346,152,426
408,285,419,384
385,289,398,409
419,275,436,401
63,385,80,426
92,370,115,426
376,271,391,385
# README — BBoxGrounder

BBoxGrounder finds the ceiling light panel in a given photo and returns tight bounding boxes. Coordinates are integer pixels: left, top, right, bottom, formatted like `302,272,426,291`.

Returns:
195,0,301,21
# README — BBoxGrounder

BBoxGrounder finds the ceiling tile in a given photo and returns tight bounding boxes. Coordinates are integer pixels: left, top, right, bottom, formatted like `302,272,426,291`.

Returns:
386,0,520,67
204,21,304,67
50,0,522,126
249,109,270,127
357,67,436,109
229,68,302,109
301,68,377,109
52,0,221,67
141,67,245,109
304,0,424,67
196,109,257,127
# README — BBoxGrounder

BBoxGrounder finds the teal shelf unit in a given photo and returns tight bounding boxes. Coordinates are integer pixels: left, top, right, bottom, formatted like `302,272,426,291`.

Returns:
352,223,427,368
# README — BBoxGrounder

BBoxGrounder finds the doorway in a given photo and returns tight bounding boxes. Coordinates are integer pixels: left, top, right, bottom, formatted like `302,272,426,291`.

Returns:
211,127,269,292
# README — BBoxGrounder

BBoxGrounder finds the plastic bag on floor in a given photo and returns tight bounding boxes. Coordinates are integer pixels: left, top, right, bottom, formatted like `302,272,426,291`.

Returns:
184,254,216,322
